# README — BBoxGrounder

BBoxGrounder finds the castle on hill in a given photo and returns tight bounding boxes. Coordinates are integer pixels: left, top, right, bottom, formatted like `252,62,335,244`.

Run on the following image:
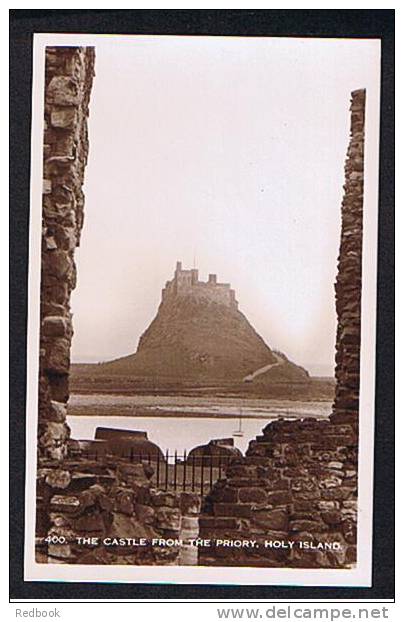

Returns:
161,261,238,309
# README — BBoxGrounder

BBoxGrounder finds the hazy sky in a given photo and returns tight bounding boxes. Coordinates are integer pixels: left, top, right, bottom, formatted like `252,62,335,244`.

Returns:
70,36,379,376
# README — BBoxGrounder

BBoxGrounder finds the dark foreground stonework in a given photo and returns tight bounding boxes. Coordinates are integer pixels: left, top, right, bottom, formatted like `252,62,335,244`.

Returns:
36,456,201,566
198,417,358,568
38,46,95,459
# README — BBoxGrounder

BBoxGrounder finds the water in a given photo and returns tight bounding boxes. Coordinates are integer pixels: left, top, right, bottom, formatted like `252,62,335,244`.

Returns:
67,394,332,455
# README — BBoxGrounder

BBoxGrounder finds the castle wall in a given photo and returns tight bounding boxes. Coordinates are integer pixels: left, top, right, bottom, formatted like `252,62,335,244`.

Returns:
38,46,95,459
162,264,238,309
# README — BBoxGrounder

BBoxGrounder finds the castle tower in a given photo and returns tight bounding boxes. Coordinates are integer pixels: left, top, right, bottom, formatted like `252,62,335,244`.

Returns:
162,262,238,309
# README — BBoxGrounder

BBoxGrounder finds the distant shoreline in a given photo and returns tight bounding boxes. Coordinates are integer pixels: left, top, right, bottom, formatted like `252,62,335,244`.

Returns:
67,411,330,419
70,369,335,401
67,411,331,420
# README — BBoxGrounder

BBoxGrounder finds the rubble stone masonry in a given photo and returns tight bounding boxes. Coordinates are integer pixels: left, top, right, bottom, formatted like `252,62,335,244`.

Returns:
332,89,365,425
198,417,358,568
36,458,201,565
38,47,95,459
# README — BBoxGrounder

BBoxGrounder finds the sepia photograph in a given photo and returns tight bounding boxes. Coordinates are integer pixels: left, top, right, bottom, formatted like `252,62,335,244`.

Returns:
22,32,381,586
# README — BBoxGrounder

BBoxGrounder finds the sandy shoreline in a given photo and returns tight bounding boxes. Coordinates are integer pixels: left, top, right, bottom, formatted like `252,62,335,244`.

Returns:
67,410,329,419
67,393,332,420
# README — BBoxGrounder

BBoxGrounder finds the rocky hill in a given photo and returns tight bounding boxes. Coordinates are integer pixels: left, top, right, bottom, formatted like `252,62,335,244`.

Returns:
82,264,310,387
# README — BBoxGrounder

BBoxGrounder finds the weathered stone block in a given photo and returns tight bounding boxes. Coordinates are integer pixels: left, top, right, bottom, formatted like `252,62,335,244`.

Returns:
45,338,70,374
39,422,69,448
179,492,201,515
43,316,70,337
267,491,292,506
47,543,73,560
50,494,80,514
213,503,252,518
341,519,357,544
134,503,155,525
214,517,241,530
318,500,340,511
227,478,266,488
151,490,179,508
238,488,266,504
46,250,73,279
155,508,181,531
48,400,67,422
43,179,52,194
198,516,217,530
115,490,134,515
117,463,150,489
47,76,81,106
49,513,71,528
251,508,288,531
107,513,150,541
270,478,290,491
45,469,71,490
50,107,78,129
180,516,199,531
320,487,353,501
75,513,105,533
226,465,258,478
69,473,98,492
318,475,344,489
293,499,313,512
321,511,342,525
289,519,325,532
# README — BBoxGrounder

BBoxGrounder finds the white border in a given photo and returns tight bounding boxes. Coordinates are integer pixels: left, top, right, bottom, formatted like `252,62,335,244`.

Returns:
24,33,381,587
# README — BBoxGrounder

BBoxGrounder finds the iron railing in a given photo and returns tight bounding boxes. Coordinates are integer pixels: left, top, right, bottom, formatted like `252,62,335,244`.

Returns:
81,448,233,496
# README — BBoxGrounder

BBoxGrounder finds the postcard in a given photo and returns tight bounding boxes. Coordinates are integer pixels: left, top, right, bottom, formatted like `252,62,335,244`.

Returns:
23,33,381,586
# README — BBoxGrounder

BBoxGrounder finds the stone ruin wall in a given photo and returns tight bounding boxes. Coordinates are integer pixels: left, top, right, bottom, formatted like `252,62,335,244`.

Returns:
197,89,365,569
36,458,201,566
198,417,358,568
332,89,365,425
38,46,95,460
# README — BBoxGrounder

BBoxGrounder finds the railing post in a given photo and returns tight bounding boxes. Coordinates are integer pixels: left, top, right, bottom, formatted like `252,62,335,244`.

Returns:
174,450,178,491
183,450,187,491
192,455,196,492
156,452,160,488
200,455,205,497
165,449,169,491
